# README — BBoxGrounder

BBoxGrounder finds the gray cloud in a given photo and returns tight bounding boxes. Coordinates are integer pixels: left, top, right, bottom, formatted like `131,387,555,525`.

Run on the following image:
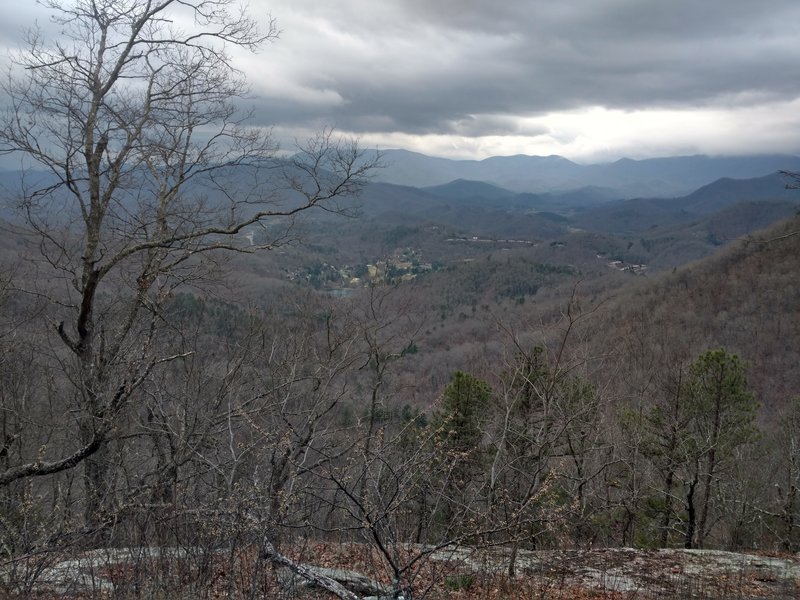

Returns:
3,0,800,159
0,2,59,56
240,0,800,138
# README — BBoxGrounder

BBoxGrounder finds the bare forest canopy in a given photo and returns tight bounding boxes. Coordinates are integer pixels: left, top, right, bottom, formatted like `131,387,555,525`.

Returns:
1,1,800,598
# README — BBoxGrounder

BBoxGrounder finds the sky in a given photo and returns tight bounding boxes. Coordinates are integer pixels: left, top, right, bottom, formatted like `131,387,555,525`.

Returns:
3,0,800,163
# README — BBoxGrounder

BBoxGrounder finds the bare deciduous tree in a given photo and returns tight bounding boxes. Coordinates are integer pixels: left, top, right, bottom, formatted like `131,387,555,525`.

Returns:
0,0,378,529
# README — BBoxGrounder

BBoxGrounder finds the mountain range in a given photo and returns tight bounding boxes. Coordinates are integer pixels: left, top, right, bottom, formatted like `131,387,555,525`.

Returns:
3,153,799,260
370,149,800,198
359,169,799,227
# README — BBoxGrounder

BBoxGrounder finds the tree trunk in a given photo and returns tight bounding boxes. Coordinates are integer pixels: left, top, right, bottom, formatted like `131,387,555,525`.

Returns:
507,540,519,579
684,478,697,549
82,446,113,543
696,448,716,549
80,406,114,541
660,470,674,547
783,484,798,551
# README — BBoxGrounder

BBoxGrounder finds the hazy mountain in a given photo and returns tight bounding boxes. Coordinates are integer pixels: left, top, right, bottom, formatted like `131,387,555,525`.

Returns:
423,179,517,202
357,179,613,232
571,172,800,235
373,149,800,198
422,180,619,210
587,155,800,196
341,168,800,273
673,171,798,214
354,181,569,239
373,150,585,192
354,182,441,222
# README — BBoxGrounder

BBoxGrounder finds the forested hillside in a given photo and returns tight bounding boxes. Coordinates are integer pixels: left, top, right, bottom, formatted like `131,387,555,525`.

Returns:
603,215,800,419
1,1,799,597
3,156,799,599
3,192,798,597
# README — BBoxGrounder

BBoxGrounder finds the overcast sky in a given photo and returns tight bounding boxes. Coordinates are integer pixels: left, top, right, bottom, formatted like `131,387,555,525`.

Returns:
3,0,800,162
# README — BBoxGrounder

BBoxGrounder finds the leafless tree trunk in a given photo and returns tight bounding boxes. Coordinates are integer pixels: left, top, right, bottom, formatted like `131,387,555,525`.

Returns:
0,0,379,539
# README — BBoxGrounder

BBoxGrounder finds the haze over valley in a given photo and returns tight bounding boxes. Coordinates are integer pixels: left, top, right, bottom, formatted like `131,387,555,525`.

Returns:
2,1,800,598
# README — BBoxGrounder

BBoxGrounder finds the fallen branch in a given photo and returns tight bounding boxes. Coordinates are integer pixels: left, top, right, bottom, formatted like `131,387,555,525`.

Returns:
262,540,362,600
261,540,410,600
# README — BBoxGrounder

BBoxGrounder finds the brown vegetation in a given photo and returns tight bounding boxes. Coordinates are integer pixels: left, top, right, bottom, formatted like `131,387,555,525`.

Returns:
1,1,799,598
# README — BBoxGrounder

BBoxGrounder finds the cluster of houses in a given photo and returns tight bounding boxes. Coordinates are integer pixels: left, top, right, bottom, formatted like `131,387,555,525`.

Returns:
285,248,436,290
597,253,648,275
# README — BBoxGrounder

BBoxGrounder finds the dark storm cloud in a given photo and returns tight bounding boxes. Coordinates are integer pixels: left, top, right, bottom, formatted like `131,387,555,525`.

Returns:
3,0,800,156
243,0,800,138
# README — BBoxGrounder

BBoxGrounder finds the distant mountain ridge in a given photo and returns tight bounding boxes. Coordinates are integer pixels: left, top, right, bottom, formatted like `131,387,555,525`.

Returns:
372,149,800,198
351,169,800,272
677,171,799,214
364,171,799,221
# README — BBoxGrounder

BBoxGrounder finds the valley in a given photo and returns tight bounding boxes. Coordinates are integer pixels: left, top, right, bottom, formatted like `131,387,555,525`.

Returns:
3,1,800,597
2,151,800,599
